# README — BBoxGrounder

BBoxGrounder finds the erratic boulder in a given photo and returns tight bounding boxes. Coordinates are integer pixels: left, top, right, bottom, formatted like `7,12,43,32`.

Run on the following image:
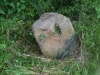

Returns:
32,12,78,59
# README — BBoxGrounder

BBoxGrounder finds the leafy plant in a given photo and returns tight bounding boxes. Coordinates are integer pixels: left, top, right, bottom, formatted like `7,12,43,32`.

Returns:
55,23,61,34
39,34,47,41
0,0,100,75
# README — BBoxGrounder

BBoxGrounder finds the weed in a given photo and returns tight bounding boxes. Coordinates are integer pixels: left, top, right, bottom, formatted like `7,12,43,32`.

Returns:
0,0,100,75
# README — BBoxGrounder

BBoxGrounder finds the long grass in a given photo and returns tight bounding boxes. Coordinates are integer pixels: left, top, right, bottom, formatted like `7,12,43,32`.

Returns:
0,0,100,75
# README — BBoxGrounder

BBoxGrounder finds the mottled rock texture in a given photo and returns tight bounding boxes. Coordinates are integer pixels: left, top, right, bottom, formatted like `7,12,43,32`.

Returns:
32,12,78,59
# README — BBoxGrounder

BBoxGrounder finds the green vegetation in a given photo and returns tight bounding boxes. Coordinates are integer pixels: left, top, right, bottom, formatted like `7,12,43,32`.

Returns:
39,34,47,41
55,24,61,35
0,0,100,75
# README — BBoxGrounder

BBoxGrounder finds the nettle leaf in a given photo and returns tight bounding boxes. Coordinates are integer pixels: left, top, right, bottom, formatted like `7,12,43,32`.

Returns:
0,57,3,62
4,0,9,5
0,8,5,14
97,15,100,18
0,44,7,49
0,64,4,68
95,6,100,13
9,2,15,8
95,7,100,18
4,53,11,62
17,2,20,7
21,4,26,9
20,0,25,3
18,8,21,12
0,17,5,21
8,9,12,14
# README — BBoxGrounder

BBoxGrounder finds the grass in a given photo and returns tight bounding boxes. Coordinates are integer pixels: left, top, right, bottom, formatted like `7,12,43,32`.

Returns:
0,1,100,75
0,17,99,75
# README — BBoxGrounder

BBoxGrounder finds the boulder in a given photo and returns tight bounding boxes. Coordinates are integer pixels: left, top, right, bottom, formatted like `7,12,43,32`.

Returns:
32,12,78,59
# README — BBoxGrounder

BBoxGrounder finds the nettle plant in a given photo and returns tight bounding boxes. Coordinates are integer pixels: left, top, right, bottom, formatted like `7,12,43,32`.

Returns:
0,0,26,15
38,23,61,41
55,23,61,34
39,34,47,41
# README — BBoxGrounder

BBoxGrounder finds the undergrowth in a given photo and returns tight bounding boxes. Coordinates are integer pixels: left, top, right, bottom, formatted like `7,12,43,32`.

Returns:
0,0,100,75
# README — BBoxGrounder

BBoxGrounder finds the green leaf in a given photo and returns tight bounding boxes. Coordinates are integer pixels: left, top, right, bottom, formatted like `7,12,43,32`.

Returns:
95,7,100,13
21,4,25,9
0,44,6,49
0,8,5,14
9,2,15,8
8,9,12,14
18,8,21,12
0,57,3,62
4,53,10,61
97,15,100,18
0,17,5,21
4,1,9,5
20,0,25,3
0,64,4,68
17,2,20,7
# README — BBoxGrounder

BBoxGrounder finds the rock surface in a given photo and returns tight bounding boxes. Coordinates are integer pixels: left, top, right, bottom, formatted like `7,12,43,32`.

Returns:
32,12,78,59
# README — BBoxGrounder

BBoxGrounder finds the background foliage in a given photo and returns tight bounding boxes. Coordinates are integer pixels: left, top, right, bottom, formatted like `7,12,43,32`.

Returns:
0,0,100,75
0,0,81,20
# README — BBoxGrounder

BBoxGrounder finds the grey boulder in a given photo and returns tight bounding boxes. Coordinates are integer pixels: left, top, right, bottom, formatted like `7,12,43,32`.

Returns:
32,12,78,59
